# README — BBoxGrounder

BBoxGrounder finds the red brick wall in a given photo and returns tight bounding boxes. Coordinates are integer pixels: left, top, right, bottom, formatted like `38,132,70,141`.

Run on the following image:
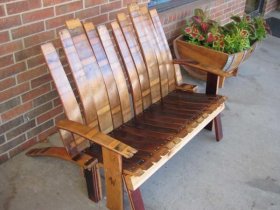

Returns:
264,0,279,13
0,0,149,164
0,0,278,164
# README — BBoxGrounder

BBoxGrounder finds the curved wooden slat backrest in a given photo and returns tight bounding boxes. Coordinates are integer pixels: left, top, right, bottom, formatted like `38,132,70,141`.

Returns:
41,43,88,158
148,7,183,85
111,21,143,115
140,6,176,91
96,24,132,123
84,23,132,128
128,4,162,103
59,29,98,130
64,19,113,134
81,22,123,128
117,13,152,109
131,4,169,97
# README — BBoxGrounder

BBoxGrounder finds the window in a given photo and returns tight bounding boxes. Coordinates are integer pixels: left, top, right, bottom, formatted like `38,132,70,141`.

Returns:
245,0,265,15
148,0,198,12
148,0,171,7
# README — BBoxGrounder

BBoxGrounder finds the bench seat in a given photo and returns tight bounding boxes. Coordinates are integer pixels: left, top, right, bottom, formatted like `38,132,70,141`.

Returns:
83,92,225,184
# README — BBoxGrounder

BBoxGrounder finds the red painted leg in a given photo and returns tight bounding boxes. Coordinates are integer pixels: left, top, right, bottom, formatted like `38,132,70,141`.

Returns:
123,176,145,210
214,114,223,141
128,188,145,210
205,72,219,131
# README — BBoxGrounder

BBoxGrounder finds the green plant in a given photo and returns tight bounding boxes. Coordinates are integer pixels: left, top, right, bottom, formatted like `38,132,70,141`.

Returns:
182,9,269,54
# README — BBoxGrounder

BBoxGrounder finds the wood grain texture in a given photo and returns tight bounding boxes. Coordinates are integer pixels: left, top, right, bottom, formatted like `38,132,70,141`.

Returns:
108,90,226,176
102,147,123,210
82,21,123,129
84,162,102,202
26,146,95,167
124,103,225,191
174,35,257,82
149,8,182,85
137,5,169,97
97,24,132,123
59,29,98,128
117,13,152,110
111,21,143,116
57,119,137,158
64,19,113,134
129,4,162,103
176,83,198,92
41,43,88,157
173,58,233,78
140,6,175,93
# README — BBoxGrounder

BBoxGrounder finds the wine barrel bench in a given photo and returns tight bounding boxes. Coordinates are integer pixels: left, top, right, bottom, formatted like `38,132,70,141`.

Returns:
27,3,229,210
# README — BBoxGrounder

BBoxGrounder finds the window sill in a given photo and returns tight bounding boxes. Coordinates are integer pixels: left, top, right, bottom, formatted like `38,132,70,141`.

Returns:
148,0,199,13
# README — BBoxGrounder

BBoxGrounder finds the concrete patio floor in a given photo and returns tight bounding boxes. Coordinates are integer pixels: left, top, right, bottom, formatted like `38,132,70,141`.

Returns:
1,23,280,210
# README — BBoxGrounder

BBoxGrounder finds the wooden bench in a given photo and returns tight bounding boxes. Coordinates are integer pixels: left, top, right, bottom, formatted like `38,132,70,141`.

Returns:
27,4,228,210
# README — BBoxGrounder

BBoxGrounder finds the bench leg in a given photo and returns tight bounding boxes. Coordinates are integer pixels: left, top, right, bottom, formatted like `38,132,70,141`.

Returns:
128,188,145,210
205,72,219,132
214,114,223,141
84,165,102,202
123,176,145,210
102,147,123,210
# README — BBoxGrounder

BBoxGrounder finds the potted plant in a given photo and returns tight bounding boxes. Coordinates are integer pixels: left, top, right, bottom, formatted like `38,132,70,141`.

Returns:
174,9,269,86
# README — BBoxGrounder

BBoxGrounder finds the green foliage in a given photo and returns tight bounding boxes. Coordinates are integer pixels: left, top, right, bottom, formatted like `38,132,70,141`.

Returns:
252,16,268,41
182,9,269,54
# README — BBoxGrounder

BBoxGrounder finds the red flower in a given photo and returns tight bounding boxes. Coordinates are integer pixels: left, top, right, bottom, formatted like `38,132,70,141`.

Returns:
190,33,198,38
198,35,205,41
201,22,209,32
206,32,214,43
185,27,192,34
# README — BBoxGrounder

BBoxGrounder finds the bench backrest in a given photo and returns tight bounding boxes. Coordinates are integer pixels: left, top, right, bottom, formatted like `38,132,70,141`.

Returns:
41,44,89,157
113,4,183,110
42,4,183,158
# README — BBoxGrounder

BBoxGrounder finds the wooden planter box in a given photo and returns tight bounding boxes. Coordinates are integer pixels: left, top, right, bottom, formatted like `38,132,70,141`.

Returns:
174,35,258,86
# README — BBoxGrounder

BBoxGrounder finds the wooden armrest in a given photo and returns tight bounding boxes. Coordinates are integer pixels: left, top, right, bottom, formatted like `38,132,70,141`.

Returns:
57,120,137,159
173,59,233,78
176,83,198,92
